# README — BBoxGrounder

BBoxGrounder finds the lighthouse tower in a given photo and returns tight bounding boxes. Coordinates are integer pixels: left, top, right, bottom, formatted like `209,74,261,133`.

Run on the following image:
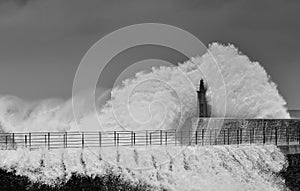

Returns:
197,79,209,117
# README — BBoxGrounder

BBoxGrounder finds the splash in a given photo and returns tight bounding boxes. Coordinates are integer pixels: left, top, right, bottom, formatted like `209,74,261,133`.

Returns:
0,145,287,190
81,43,290,132
0,43,290,132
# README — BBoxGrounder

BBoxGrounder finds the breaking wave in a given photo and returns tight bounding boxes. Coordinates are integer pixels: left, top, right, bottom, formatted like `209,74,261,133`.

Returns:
0,145,287,191
0,43,290,133
0,43,292,191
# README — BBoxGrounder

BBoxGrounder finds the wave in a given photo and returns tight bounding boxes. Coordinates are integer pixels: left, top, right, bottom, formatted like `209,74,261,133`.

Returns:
0,43,290,133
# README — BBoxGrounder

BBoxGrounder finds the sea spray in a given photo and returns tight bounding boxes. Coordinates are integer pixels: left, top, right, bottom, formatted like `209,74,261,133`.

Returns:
82,43,290,132
0,43,290,133
0,145,287,191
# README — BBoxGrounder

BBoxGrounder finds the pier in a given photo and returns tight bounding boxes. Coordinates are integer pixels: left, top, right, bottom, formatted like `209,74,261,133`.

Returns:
1,119,299,154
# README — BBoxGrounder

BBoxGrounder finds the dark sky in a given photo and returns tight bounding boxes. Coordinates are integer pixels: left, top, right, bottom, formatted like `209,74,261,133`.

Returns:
0,0,299,109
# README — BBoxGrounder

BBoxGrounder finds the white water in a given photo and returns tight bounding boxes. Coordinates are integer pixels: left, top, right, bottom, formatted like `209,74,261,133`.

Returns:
0,145,287,191
0,43,290,133
0,43,292,190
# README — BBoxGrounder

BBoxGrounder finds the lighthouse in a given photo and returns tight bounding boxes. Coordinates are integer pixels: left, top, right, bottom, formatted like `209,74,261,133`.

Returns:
197,79,209,117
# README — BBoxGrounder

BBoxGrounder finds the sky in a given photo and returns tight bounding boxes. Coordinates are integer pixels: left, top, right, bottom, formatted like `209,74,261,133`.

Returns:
0,0,299,109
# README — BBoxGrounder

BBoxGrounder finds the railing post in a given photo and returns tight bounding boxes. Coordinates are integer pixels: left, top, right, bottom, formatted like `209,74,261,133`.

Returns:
263,121,266,144
209,130,212,145
227,128,230,145
223,129,226,145
65,132,67,148
12,133,15,149
296,123,299,143
25,135,27,148
298,122,300,144
280,120,284,145
117,133,119,146
250,126,253,144
82,132,84,148
195,130,198,145
114,131,116,146
165,131,167,145
214,129,217,145
160,130,162,145
146,131,148,146
188,128,191,145
240,129,243,144
248,127,251,145
48,132,50,150
286,125,290,145
237,129,239,145
275,125,278,146
150,132,152,145
202,129,204,146
253,126,256,144
133,132,136,145
5,135,7,150
99,132,102,147
284,122,288,145
131,131,133,146
29,133,31,150
249,127,251,145
45,134,47,147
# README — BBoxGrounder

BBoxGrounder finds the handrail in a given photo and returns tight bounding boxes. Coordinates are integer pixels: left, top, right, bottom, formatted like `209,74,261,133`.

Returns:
0,119,299,151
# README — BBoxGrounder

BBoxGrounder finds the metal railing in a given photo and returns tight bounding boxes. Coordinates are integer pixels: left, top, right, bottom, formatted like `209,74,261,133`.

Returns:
0,119,299,150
